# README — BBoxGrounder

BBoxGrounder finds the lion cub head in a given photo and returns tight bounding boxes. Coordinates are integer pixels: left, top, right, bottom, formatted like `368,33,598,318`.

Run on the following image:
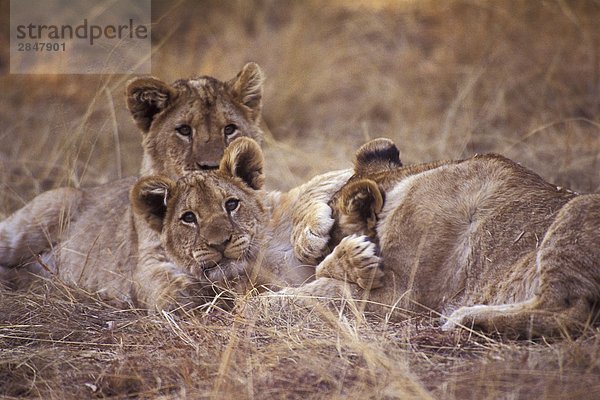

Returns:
329,138,402,246
127,63,264,178
131,137,267,286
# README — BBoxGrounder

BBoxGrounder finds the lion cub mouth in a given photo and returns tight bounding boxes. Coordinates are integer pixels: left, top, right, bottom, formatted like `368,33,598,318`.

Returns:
191,236,253,282
196,259,248,285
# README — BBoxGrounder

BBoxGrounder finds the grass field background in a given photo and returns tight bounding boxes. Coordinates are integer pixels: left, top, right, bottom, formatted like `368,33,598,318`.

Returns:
1,0,599,398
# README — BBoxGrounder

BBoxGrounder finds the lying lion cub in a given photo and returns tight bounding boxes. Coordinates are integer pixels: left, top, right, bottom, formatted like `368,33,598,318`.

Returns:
301,138,599,338
0,63,352,305
0,138,380,310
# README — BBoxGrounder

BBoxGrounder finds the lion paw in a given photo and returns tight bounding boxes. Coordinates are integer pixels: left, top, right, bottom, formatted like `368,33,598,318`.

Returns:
292,202,335,264
317,234,384,289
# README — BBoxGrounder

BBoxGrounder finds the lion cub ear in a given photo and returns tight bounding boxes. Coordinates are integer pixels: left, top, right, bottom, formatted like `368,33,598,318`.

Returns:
354,138,402,176
338,179,384,233
126,77,177,133
228,62,264,117
219,137,264,190
131,176,176,232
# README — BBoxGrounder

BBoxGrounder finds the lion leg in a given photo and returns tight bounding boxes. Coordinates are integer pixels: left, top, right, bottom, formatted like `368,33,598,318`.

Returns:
290,169,353,264
133,259,230,312
278,277,360,298
0,187,82,267
292,201,336,265
239,277,362,320
443,194,600,338
315,234,384,289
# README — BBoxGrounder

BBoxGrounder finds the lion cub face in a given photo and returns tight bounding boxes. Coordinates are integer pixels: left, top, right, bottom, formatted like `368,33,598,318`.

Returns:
127,63,264,178
132,137,267,285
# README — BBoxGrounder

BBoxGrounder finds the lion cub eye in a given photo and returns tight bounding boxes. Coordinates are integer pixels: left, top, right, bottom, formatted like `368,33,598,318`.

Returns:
224,198,240,212
180,211,197,224
223,124,238,137
176,124,193,137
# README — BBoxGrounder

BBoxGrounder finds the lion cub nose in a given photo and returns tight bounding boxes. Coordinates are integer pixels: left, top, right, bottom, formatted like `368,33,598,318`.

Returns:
209,236,232,255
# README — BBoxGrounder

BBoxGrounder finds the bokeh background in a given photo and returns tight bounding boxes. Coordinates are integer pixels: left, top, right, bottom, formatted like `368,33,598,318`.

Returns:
1,1,600,398
1,0,599,215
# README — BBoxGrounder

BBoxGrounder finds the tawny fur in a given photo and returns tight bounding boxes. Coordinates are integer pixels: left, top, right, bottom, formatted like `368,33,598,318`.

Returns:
0,63,355,306
0,139,378,310
308,138,600,338
127,62,265,176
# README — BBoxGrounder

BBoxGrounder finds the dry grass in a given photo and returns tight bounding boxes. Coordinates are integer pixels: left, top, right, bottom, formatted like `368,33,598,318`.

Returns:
1,0,600,398
2,282,600,399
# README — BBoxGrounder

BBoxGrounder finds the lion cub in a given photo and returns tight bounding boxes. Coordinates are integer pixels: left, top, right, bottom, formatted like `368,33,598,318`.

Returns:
127,62,347,264
0,63,351,298
318,138,599,338
126,63,265,177
0,138,380,310
0,63,266,271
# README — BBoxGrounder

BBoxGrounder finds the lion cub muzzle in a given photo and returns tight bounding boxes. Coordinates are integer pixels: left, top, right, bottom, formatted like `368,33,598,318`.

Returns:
193,232,250,271
208,235,232,254
202,214,234,259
